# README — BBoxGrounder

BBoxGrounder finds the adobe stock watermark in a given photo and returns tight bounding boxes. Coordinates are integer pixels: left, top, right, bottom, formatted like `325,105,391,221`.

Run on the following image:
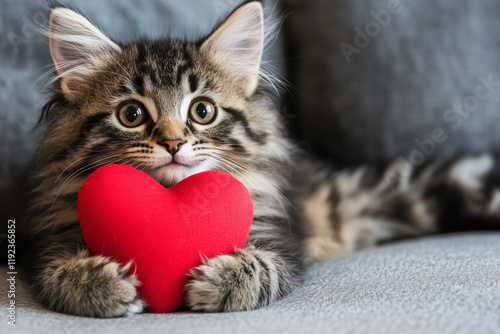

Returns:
179,172,232,224
6,219,17,327
339,0,413,64
279,106,297,126
236,315,266,334
213,0,238,12
8,10,47,54
0,76,9,103
384,74,500,188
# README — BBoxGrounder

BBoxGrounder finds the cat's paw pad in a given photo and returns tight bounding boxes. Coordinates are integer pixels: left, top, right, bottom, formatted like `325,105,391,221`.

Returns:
55,256,144,317
185,251,262,312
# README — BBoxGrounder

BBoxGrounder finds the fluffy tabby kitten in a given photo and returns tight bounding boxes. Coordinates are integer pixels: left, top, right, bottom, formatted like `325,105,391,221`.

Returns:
26,1,500,317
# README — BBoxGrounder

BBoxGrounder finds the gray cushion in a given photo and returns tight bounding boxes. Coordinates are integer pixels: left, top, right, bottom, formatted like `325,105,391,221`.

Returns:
2,233,499,333
282,0,500,165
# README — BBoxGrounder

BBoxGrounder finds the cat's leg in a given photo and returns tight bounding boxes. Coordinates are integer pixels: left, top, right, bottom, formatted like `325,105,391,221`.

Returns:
26,168,145,318
186,216,304,312
31,230,144,317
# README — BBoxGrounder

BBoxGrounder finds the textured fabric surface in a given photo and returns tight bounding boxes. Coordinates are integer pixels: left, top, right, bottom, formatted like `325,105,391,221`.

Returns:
2,233,500,333
282,0,500,165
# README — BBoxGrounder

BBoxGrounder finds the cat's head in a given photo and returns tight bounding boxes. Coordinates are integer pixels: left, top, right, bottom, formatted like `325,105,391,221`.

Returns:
39,1,289,187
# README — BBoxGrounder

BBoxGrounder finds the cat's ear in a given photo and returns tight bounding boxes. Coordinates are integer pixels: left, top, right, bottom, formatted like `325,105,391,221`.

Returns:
202,2,264,94
49,8,121,95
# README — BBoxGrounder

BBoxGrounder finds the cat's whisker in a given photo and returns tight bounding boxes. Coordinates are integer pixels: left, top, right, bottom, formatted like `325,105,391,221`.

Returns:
195,146,248,162
42,66,133,90
110,58,134,83
93,70,132,83
203,156,235,177
207,152,296,234
47,155,132,219
59,154,127,184
55,154,122,183
203,154,267,204
208,156,293,236
130,161,145,170
35,60,80,86
203,154,238,175
203,153,269,205
220,153,306,223
209,149,301,224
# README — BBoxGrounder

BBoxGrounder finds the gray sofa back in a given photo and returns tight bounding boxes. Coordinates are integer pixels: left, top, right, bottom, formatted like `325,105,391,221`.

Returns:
283,0,500,165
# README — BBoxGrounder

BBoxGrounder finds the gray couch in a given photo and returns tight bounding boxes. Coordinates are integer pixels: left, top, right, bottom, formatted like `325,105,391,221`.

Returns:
1,0,500,333
2,233,500,334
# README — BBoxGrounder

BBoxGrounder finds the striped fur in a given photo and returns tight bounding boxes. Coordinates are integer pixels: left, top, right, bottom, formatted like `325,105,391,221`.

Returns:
25,2,500,317
294,155,500,264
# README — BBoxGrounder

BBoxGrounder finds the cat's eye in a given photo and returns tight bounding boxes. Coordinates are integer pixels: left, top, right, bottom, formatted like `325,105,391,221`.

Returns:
117,103,148,127
189,99,217,125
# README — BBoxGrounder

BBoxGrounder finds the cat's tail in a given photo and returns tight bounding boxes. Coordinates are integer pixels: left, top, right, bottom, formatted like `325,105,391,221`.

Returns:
297,154,500,264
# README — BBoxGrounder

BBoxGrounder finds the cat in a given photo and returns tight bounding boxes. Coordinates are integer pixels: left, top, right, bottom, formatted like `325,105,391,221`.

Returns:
25,1,500,317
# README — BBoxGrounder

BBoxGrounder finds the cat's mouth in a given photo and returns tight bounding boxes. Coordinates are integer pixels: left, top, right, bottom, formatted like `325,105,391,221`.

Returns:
168,161,192,168
151,161,191,171
147,157,207,187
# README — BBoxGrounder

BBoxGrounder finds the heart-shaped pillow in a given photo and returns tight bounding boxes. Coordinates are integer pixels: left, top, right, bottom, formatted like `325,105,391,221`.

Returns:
77,164,253,313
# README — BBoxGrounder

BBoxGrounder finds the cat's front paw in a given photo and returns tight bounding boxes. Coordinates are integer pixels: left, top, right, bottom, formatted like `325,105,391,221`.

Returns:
186,248,275,312
41,255,144,317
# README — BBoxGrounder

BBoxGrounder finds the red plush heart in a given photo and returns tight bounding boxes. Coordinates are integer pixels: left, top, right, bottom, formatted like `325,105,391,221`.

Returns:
77,164,253,313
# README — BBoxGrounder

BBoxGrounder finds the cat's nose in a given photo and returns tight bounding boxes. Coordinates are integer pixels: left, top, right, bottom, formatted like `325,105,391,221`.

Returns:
160,138,185,155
